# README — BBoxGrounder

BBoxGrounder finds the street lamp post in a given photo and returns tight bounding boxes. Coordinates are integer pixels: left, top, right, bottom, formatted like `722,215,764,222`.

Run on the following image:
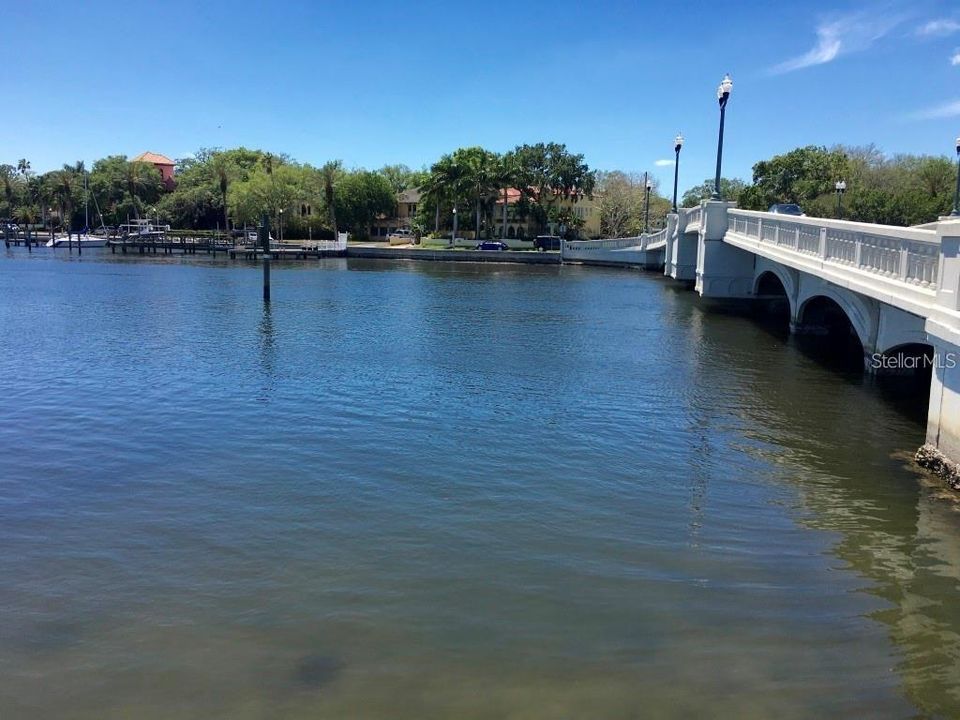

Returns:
643,173,652,234
952,135,960,217
278,208,285,244
835,180,846,219
712,74,733,200
672,133,684,212
451,205,458,247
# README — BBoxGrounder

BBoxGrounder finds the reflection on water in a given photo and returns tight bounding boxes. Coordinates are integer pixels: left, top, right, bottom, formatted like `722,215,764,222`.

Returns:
0,249,958,719
258,302,276,400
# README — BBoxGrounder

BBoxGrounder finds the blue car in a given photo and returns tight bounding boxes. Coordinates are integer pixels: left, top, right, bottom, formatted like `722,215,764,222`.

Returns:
476,241,509,251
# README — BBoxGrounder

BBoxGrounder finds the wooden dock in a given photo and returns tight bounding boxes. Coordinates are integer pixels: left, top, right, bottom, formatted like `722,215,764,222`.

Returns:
228,245,347,260
109,237,234,255
7,235,561,265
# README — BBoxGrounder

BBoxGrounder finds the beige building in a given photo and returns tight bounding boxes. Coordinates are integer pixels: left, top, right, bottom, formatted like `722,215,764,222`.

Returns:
371,189,420,237
491,188,601,240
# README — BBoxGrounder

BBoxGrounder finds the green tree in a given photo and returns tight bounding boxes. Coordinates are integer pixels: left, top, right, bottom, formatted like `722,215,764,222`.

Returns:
229,162,304,229
735,144,954,224
378,164,428,195
511,142,595,234
420,153,468,236
125,161,163,218
333,171,394,238
88,156,161,225
680,177,748,207
452,147,500,239
321,160,342,237
737,145,846,210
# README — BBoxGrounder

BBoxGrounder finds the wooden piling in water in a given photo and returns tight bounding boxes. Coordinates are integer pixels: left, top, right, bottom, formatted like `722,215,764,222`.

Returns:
261,213,271,302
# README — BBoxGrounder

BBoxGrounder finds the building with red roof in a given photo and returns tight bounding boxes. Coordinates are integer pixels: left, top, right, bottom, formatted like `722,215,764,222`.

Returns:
132,151,176,191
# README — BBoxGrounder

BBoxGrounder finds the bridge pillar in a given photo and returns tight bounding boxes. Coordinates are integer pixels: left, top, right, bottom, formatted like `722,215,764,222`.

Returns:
695,201,753,298
919,218,960,484
665,208,697,281
663,213,679,278
935,218,960,312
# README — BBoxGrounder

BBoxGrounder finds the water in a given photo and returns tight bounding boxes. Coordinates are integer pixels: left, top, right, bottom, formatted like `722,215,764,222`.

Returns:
1,248,959,719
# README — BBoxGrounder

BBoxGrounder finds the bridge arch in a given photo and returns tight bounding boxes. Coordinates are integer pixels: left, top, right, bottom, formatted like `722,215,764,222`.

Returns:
795,294,868,369
871,342,936,373
796,286,876,353
752,270,794,330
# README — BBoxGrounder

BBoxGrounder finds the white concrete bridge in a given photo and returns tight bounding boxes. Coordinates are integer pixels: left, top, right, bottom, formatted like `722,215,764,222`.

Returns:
562,205,960,481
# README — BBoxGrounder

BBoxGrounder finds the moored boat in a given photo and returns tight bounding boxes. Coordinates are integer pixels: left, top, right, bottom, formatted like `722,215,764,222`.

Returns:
45,233,109,248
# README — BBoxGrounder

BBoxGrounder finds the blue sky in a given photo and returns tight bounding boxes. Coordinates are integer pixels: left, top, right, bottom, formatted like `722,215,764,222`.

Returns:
3,0,959,193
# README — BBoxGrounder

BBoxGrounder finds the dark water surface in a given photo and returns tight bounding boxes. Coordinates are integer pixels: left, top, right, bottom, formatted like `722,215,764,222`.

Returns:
1,249,959,719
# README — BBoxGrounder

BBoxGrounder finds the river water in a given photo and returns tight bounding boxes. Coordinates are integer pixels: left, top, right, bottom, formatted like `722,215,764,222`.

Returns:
1,249,959,719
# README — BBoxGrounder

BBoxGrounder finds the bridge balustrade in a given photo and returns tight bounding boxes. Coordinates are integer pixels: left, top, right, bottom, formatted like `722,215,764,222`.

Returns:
683,206,702,231
727,210,940,289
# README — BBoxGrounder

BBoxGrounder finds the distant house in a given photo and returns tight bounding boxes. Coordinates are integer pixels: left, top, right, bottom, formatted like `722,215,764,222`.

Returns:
132,151,176,191
492,187,601,240
372,188,421,237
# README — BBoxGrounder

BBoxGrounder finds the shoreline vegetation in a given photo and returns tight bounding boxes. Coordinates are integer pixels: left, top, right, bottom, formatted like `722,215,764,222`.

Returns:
3,142,956,246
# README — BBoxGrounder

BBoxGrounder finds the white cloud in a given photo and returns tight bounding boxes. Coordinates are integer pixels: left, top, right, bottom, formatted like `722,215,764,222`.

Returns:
917,18,960,37
770,11,904,74
654,159,675,167
907,99,960,120
951,49,960,66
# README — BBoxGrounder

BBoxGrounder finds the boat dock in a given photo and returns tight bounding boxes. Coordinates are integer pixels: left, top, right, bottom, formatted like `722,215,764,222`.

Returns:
8,235,562,265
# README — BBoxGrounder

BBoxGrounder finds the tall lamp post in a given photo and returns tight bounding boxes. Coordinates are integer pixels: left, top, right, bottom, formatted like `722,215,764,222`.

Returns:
834,180,846,219
451,205,458,247
643,174,652,234
952,135,960,217
278,208,285,244
672,133,684,212
711,73,733,200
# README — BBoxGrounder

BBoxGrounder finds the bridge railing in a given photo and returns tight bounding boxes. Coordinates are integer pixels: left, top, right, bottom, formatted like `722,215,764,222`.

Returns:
564,235,648,251
562,231,668,263
727,210,939,288
683,206,702,229
645,227,668,246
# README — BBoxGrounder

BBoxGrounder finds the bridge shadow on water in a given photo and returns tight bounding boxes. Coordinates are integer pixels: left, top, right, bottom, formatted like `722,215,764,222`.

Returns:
675,284,960,719
708,278,935,426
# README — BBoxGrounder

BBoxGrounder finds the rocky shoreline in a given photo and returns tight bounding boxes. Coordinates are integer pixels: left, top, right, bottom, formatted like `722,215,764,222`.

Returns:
916,444,960,491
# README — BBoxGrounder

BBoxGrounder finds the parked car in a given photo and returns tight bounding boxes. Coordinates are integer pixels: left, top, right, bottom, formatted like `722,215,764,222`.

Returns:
768,203,805,216
533,235,562,251
476,240,509,251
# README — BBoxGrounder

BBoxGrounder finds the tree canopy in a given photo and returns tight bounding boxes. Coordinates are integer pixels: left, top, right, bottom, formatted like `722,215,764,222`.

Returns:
7,139,953,241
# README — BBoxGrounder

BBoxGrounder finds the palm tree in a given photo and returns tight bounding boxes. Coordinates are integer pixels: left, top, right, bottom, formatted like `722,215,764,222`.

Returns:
495,152,520,239
421,154,466,238
16,204,37,245
2,172,14,227
53,170,76,238
320,161,341,238
457,148,499,240
125,161,154,219
210,152,232,232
